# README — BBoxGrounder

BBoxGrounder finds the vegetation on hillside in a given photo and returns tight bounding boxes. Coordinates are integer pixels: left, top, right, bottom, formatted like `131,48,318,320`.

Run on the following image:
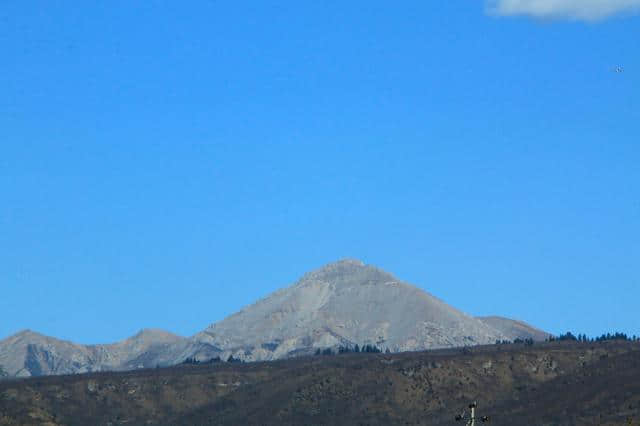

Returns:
2,340,639,425
315,343,387,356
494,331,638,347
182,355,243,365
495,338,535,346
550,331,638,342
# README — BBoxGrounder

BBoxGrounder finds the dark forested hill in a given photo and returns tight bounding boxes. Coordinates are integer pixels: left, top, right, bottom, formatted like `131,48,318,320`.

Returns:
1,340,639,425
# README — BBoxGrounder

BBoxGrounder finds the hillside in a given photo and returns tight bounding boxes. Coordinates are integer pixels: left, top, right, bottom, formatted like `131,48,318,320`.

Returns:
1,340,638,425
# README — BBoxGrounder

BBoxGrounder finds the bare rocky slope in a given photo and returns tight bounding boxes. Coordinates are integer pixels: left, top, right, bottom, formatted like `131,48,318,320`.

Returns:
0,259,548,378
476,316,551,342
191,259,508,361
0,329,184,378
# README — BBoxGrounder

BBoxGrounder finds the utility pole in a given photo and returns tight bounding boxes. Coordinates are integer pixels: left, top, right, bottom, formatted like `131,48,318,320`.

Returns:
470,402,475,426
455,401,490,425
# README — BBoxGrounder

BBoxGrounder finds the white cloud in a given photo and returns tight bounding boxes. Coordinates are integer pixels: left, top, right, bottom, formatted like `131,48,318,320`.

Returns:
487,0,640,21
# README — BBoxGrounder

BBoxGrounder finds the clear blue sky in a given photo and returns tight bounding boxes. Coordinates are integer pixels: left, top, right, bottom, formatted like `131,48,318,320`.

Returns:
2,1,638,344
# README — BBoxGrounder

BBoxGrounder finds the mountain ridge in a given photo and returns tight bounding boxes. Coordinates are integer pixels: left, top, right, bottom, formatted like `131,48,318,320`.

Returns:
0,259,548,378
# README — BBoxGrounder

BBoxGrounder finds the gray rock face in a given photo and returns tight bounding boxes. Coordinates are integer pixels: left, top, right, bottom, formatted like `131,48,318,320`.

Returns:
0,329,185,378
0,259,548,377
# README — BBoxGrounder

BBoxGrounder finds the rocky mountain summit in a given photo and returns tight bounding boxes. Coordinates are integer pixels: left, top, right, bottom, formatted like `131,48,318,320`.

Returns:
193,259,508,361
0,259,546,377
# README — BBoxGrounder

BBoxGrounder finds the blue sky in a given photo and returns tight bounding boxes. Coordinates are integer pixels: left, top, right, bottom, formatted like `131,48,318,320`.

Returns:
1,1,638,343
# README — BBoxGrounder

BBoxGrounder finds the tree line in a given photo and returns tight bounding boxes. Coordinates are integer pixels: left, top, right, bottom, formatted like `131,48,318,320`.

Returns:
549,331,638,342
495,338,535,346
315,343,390,356
494,331,639,346
182,355,243,365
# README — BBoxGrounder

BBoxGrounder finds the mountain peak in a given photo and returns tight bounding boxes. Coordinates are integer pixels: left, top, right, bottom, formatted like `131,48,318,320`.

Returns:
298,259,394,287
133,328,172,338
200,259,506,360
330,258,365,267
11,329,46,340
128,329,183,343
314,258,366,273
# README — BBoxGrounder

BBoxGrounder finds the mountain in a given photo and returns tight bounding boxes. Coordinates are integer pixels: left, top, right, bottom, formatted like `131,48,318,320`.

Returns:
0,329,184,378
476,316,551,342
190,259,507,361
0,259,549,377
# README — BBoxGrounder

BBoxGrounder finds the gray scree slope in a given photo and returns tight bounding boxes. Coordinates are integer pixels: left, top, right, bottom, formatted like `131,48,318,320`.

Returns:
190,259,506,361
476,316,551,342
